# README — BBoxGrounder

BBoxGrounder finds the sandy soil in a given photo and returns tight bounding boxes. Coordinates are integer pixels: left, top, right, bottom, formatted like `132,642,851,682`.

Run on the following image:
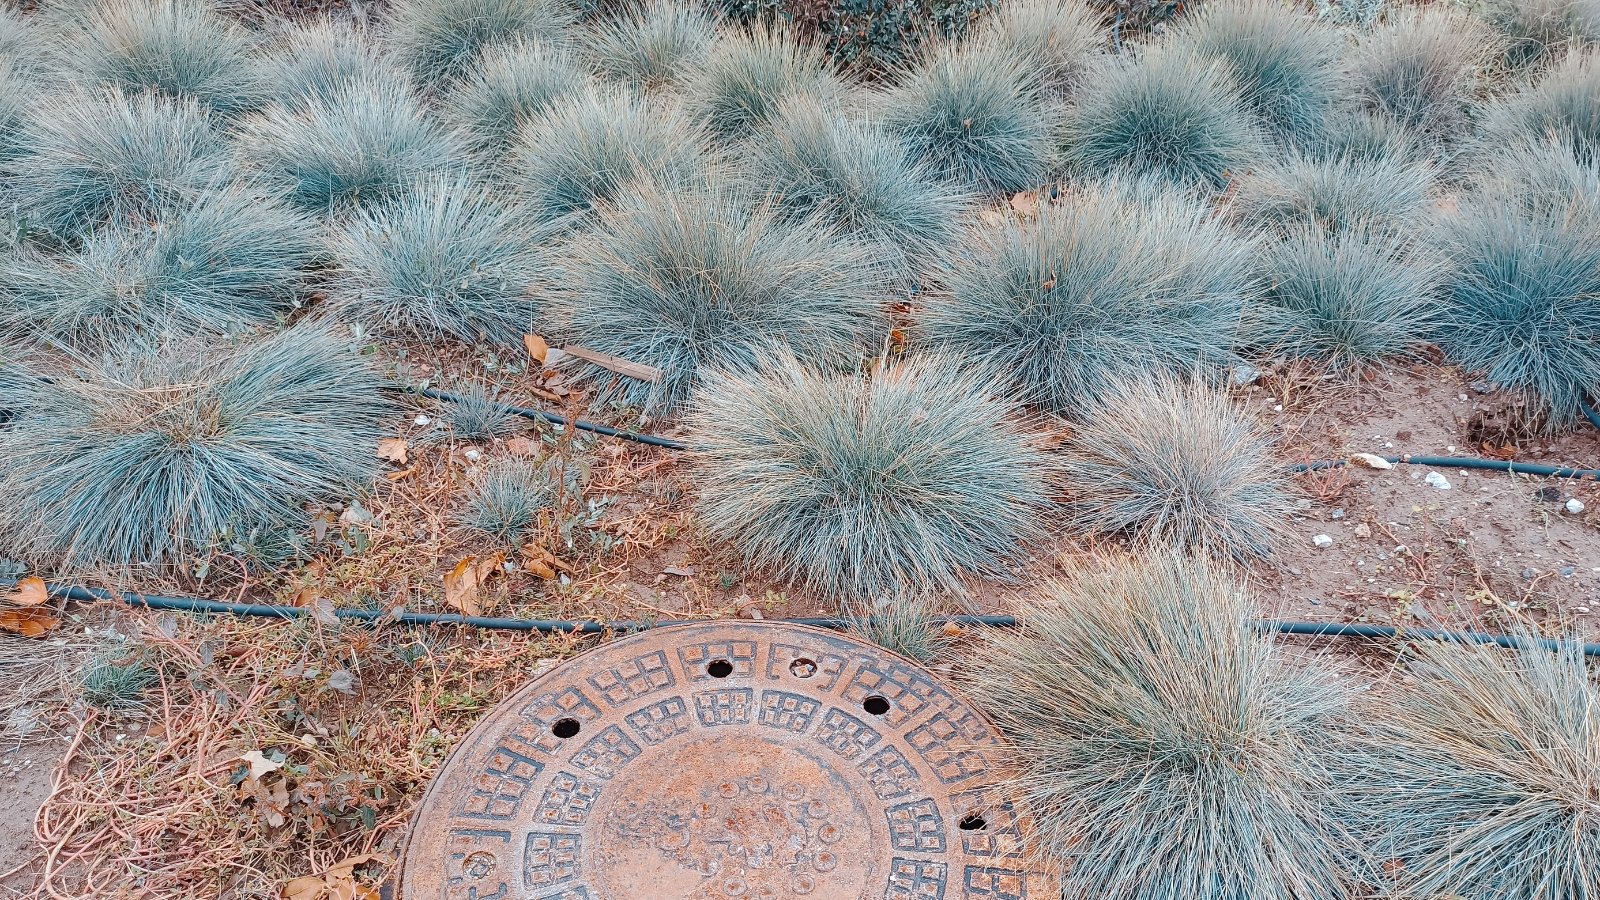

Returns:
0,743,57,896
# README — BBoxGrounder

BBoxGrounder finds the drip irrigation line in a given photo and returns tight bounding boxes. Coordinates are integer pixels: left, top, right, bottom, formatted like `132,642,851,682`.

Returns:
1583,401,1600,432
412,385,1599,478
409,386,690,450
10,581,1598,657
1286,455,1600,480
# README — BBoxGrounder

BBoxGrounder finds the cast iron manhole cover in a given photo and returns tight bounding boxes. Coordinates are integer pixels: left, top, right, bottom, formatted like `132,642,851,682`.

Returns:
400,621,1054,899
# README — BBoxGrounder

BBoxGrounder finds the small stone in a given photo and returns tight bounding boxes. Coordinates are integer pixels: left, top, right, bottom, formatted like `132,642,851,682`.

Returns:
1424,471,1451,490
1330,508,1346,520
1312,534,1334,549
1470,380,1493,395
1458,393,1469,401
464,448,482,462
1567,498,1587,514
1308,597,1322,606
414,414,432,426
1521,568,1538,580
1288,567,1303,576
1578,606,1592,614
1294,498,1313,511
1560,567,1576,577
1231,364,1261,386
1353,523,1372,539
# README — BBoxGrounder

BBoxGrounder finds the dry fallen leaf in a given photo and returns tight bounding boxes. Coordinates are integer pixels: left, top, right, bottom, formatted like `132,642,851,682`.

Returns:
5,577,48,607
978,208,1005,228
0,608,58,638
520,544,559,580
240,749,284,780
505,436,537,457
281,853,389,900
522,333,549,365
1009,191,1039,216
443,551,505,616
376,437,408,465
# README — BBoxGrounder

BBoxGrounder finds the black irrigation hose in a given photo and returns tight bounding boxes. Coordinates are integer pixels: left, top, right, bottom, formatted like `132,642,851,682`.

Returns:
1286,455,1600,480
1583,401,1600,432
11,581,1599,657
411,387,689,450
415,385,1600,477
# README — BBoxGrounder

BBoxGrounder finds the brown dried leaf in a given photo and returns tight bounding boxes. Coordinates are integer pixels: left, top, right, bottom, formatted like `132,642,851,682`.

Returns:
520,544,558,580
5,576,48,607
240,749,284,780
505,436,537,457
522,333,549,365
281,854,389,900
442,551,505,616
1009,191,1039,216
376,438,408,465
0,607,58,638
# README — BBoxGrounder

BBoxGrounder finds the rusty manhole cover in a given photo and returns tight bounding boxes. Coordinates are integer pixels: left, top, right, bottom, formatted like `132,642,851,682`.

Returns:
400,621,1053,899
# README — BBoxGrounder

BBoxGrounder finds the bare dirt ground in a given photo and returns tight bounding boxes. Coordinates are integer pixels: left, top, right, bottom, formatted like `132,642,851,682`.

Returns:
2,357,1596,896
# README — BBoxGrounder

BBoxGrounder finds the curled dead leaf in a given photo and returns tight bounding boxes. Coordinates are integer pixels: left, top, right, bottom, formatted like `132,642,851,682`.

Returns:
281,853,390,900
377,437,408,465
443,551,506,616
240,749,284,780
1009,191,1039,216
0,608,58,638
522,333,549,365
6,576,48,607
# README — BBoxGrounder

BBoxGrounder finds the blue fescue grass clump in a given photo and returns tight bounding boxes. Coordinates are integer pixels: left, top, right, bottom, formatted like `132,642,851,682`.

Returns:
971,0,1104,94
0,60,34,162
1252,226,1442,368
1231,152,1434,235
1478,140,1600,212
1346,637,1600,900
585,0,717,92
1478,0,1600,72
508,88,707,225
1348,7,1492,141
327,172,554,345
0,328,393,571
443,38,585,156
458,459,559,542
79,647,156,711
238,78,465,215
1310,110,1425,164
846,593,953,663
443,382,522,440
920,183,1254,418
880,43,1054,195
0,185,317,350
1170,0,1343,148
964,554,1367,900
3,89,234,240
559,185,886,416
686,26,843,142
1058,378,1288,560
386,0,576,84
264,20,396,110
1431,189,1600,429
60,0,265,116
1065,46,1263,189
1481,50,1600,166
752,97,973,284
0,5,42,72
687,352,1058,601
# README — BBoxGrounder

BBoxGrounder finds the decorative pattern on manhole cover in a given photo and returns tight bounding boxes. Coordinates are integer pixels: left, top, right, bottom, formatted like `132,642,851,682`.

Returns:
400,621,1053,900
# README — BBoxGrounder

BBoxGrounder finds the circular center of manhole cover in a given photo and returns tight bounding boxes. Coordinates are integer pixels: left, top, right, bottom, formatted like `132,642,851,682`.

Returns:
400,621,1054,900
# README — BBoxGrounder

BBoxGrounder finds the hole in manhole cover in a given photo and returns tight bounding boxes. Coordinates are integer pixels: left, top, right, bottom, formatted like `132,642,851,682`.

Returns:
398,622,1054,899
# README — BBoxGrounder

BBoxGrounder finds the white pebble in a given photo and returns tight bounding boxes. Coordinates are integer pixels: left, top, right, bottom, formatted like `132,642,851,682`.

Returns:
465,448,482,462
1424,472,1451,490
1567,498,1587,514
1312,534,1334,549
414,414,432,426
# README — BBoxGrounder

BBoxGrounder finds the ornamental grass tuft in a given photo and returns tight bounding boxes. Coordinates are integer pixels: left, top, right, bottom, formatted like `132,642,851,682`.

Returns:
688,353,1058,601
558,184,887,416
1345,636,1600,900
0,328,393,571
1057,377,1288,560
963,553,1368,900
921,182,1253,417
